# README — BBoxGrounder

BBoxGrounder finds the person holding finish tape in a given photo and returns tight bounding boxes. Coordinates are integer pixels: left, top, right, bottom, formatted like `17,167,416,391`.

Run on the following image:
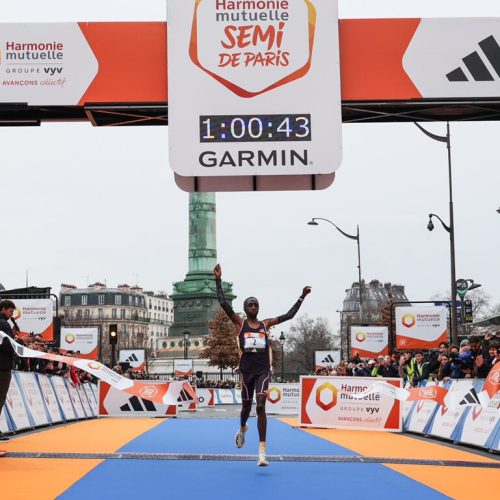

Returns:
214,264,311,467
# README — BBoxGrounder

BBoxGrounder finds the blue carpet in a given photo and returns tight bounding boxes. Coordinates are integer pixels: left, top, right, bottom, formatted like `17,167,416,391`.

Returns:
57,418,451,500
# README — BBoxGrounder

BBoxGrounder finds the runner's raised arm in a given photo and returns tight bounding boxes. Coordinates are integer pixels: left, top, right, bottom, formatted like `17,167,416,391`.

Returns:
214,264,242,328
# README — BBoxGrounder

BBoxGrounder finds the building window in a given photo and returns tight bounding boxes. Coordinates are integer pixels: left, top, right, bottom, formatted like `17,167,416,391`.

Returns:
163,342,168,348
77,309,82,318
81,295,88,305
135,297,139,306
121,309,126,319
64,296,71,306
129,295,133,305
98,309,104,319
194,341,200,347
84,309,90,318
98,294,105,305
112,309,117,319
115,294,122,305
170,341,175,348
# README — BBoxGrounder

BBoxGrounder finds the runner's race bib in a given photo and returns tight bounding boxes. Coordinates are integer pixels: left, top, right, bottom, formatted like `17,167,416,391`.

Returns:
244,332,266,352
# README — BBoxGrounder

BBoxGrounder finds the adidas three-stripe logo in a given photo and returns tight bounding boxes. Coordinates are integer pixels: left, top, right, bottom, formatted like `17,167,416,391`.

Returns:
177,388,194,403
125,353,139,362
447,35,500,82
321,354,336,364
120,396,156,412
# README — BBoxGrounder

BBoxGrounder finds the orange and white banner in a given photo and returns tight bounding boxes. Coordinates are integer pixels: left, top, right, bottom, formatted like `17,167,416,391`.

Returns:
300,376,402,431
119,349,146,371
196,388,215,408
395,306,448,350
350,326,389,358
11,299,53,341
0,331,197,406
60,327,99,360
174,359,193,377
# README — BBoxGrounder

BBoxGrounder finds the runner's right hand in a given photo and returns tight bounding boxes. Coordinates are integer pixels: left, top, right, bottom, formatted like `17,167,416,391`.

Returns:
214,264,222,279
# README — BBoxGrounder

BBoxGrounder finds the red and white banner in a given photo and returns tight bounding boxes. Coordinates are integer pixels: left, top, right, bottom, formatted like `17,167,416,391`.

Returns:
395,306,448,350
60,327,99,360
196,388,215,408
0,331,198,406
99,381,177,417
119,349,146,371
350,326,389,358
479,361,500,408
12,299,53,341
267,383,300,415
314,350,341,371
300,376,402,431
174,359,193,377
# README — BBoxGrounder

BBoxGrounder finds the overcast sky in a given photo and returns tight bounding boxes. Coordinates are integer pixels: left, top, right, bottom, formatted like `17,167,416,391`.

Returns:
1,1,499,338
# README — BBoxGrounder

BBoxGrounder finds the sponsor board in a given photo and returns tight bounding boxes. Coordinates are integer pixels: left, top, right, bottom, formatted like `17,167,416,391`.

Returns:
196,388,215,408
314,350,341,370
215,388,238,405
299,376,402,431
65,380,87,419
119,349,146,371
60,328,99,360
4,374,32,430
174,359,193,377
267,383,300,414
168,0,342,178
83,383,98,416
350,326,389,358
395,306,448,350
0,408,10,433
36,374,64,423
11,299,54,341
98,381,177,417
15,371,50,426
404,381,440,434
77,384,93,417
50,375,77,420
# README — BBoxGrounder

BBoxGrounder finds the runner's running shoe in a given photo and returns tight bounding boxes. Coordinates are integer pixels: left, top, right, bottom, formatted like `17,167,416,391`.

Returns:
257,450,269,467
235,425,248,448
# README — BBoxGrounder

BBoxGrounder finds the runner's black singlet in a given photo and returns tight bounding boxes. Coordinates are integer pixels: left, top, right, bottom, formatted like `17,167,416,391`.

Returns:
238,320,270,374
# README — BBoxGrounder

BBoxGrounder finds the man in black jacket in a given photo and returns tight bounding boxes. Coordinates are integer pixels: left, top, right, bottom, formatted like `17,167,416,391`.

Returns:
0,299,16,452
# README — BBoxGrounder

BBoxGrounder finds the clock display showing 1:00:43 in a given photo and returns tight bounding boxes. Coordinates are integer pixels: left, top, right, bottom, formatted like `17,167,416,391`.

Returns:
199,114,311,143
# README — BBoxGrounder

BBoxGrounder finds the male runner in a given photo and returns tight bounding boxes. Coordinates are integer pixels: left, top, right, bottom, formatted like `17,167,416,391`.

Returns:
214,264,311,466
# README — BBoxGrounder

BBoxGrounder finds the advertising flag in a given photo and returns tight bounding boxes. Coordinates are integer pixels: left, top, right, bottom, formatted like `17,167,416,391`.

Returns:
350,326,389,358
12,299,54,340
119,349,146,371
395,306,448,349
478,361,500,408
174,359,193,377
60,327,99,360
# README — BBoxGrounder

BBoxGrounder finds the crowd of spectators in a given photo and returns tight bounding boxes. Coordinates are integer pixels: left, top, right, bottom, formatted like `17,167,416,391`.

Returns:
111,363,159,380
194,378,237,389
13,334,95,385
315,332,500,386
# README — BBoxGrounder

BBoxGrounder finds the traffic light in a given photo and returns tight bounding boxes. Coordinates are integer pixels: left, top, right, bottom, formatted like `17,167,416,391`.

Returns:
109,324,118,345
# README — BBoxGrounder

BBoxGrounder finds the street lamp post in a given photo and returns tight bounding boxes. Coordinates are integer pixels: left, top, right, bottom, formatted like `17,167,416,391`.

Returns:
416,121,459,346
183,330,190,360
427,212,458,345
308,218,363,320
279,331,286,381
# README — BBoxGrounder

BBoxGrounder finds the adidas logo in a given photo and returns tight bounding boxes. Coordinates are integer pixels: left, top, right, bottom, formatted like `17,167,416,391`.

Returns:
458,387,481,406
120,396,156,412
447,35,500,82
177,388,194,403
321,354,336,364
125,353,139,363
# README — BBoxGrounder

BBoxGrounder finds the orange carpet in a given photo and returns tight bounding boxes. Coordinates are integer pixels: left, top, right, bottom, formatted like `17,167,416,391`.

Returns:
279,418,500,500
0,418,164,500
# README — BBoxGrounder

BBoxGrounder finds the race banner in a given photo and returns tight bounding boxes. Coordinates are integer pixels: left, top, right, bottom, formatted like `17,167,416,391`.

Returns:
395,306,448,350
300,376,402,431
60,327,99,360
83,383,98,416
99,381,177,417
0,330,198,406
119,349,146,371
315,350,341,371
16,371,50,426
267,383,300,415
174,358,193,377
4,374,32,431
350,326,389,358
0,408,10,434
196,388,215,408
11,299,54,340
36,374,64,423
478,361,500,408
65,380,87,419
50,375,77,421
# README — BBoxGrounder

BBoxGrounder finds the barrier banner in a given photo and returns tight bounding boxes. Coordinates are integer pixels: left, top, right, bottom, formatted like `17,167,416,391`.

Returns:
215,388,237,405
267,383,300,415
4,374,32,430
0,331,197,406
478,361,500,408
12,299,54,341
60,327,99,360
119,349,146,371
50,376,77,420
77,384,93,417
174,359,193,377
65,380,87,419
99,381,177,417
16,372,50,426
395,306,447,350
404,382,439,434
350,326,389,358
83,383,98,416
36,374,64,423
300,376,402,431
458,380,500,449
0,407,11,434
178,385,197,411
196,388,215,408
315,350,341,371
